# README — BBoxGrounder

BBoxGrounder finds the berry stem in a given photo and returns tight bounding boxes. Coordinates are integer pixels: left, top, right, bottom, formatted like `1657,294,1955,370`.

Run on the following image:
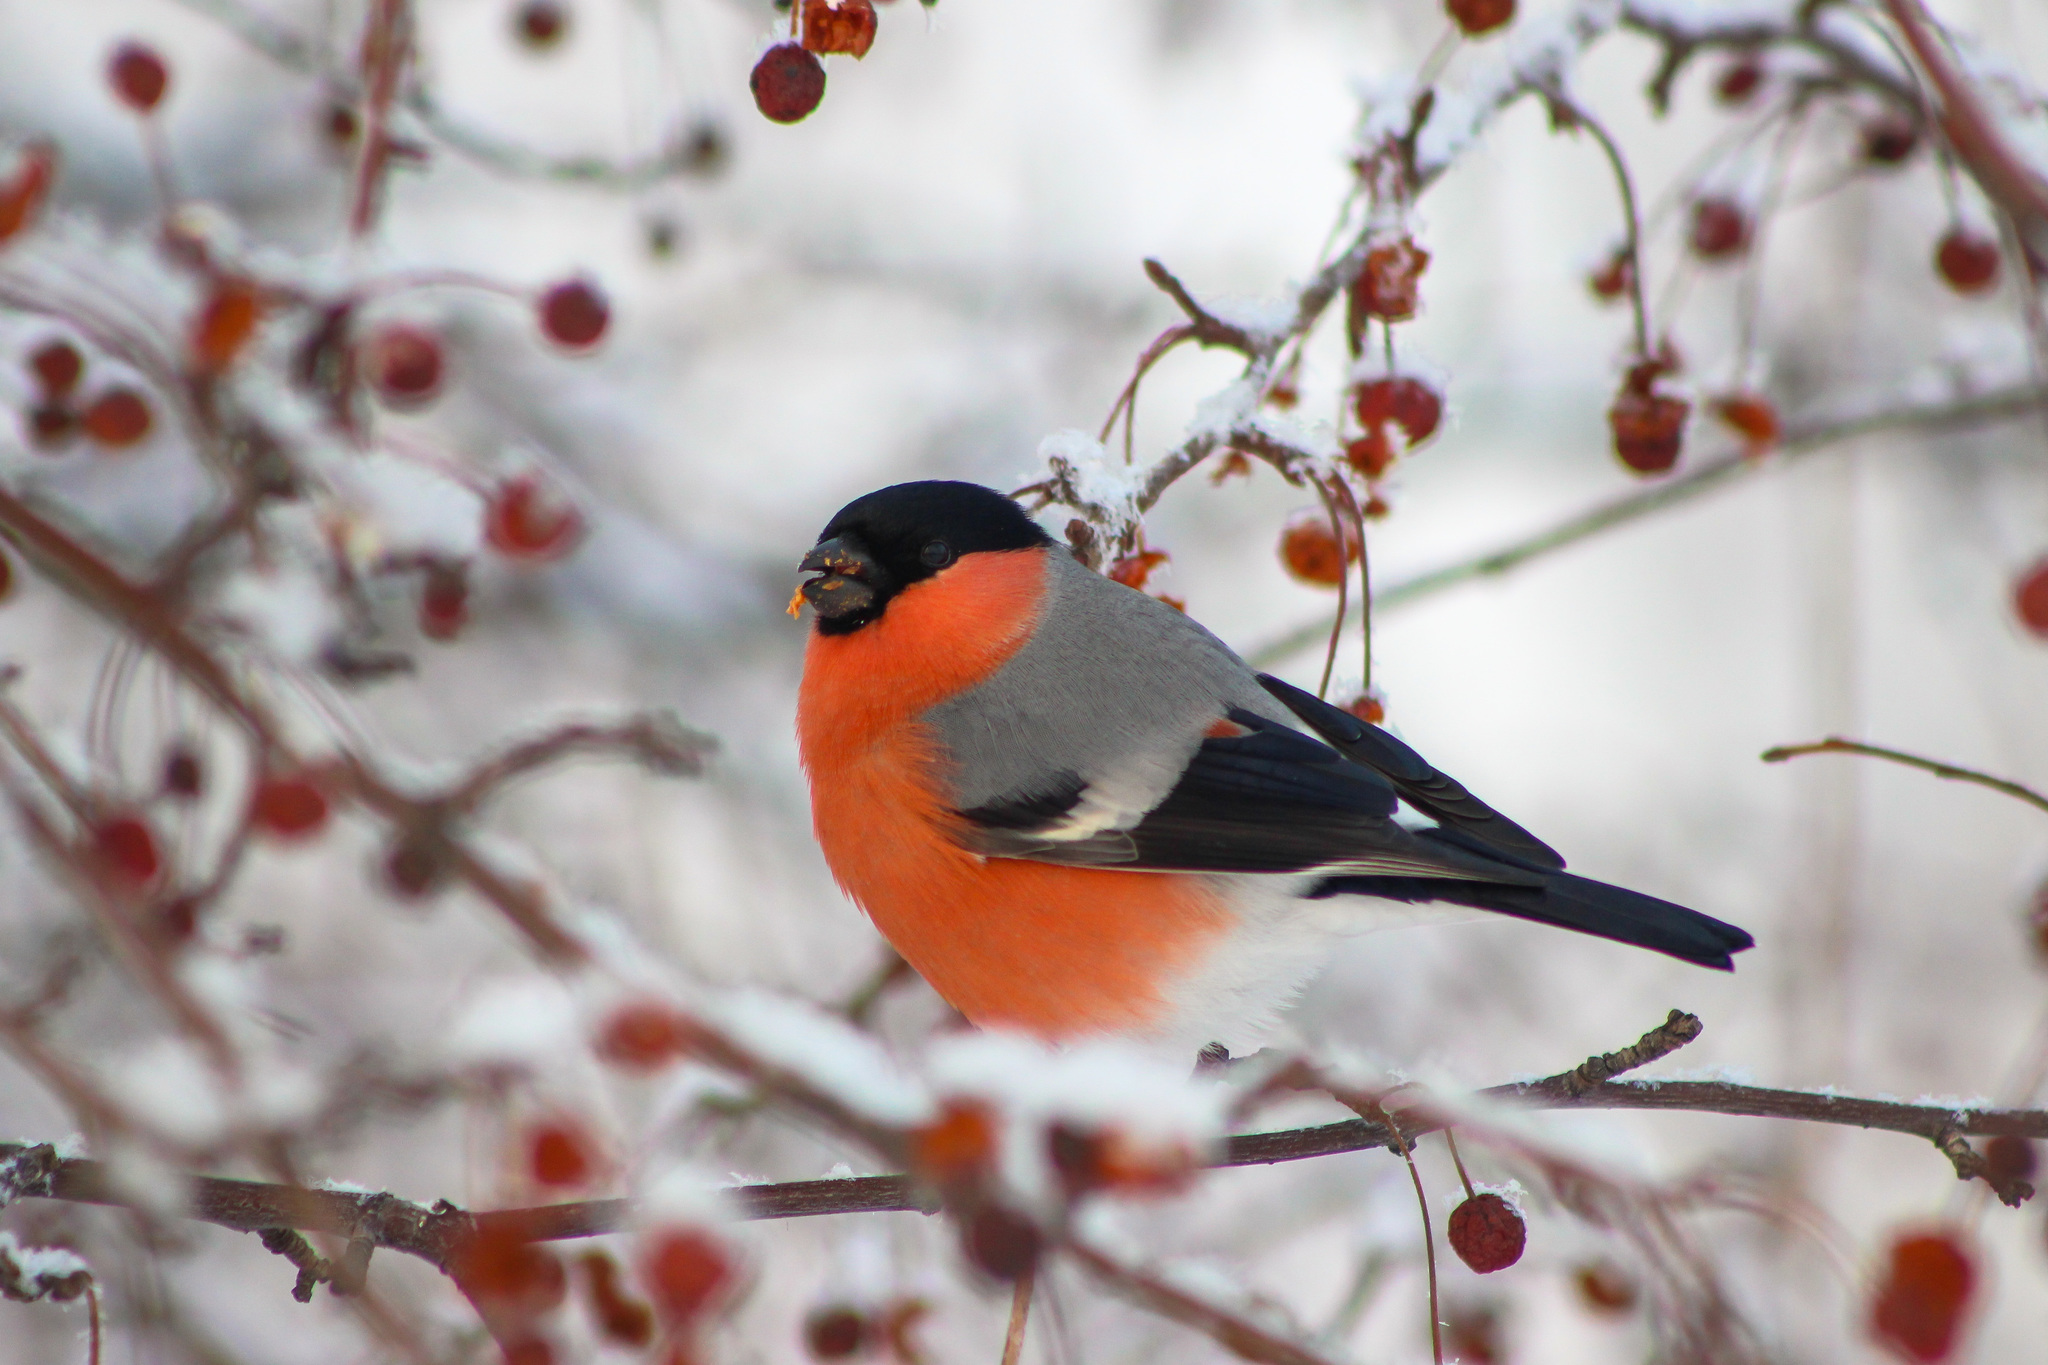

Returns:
1549,91,1649,360
999,1264,1035,1365
1310,477,1350,700
1444,1128,1477,1201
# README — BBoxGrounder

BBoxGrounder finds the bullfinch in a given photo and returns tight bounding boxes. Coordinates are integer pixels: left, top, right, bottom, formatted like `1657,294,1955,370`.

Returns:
794,480,1752,1056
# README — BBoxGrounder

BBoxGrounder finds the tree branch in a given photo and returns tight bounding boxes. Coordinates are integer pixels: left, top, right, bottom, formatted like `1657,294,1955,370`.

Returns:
1761,736,2048,817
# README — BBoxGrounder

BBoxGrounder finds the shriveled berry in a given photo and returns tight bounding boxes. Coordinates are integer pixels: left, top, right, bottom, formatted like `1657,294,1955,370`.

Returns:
1353,237,1430,323
963,1203,1040,1281
325,103,359,146
515,0,569,49
82,389,152,447
162,745,203,799
1869,1229,1975,1363
93,814,162,888
485,477,584,561
1345,428,1395,480
1716,57,1763,105
1690,197,1749,260
1862,115,1919,165
1984,1135,2035,1184
1445,0,1514,37
537,279,609,348
250,774,329,840
364,323,444,406
1609,385,1688,475
1936,228,2000,294
1574,1260,1637,1314
382,836,450,900
1278,508,1356,588
752,43,826,124
190,278,263,376
1340,693,1384,725
1447,1192,1525,1273
28,405,77,449
1712,392,1780,455
804,1305,868,1359
638,1227,733,1324
528,1119,597,1187
0,142,57,244
420,561,469,640
1107,548,1167,591
2012,558,2048,637
29,340,82,397
1588,249,1633,302
109,41,170,113
578,1251,655,1348
802,0,878,58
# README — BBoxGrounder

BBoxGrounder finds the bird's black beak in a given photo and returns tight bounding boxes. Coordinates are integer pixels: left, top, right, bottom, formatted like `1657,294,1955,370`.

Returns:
798,535,885,619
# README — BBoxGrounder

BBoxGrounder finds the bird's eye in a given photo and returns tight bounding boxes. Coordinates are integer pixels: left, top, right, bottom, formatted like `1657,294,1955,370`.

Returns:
920,540,953,568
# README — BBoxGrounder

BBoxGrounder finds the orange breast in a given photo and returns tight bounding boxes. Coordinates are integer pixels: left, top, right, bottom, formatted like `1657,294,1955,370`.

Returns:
796,549,1230,1038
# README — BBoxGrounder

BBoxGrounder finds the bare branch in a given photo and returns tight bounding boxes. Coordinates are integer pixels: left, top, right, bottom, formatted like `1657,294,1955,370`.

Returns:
1761,736,2048,817
1063,1237,1344,1365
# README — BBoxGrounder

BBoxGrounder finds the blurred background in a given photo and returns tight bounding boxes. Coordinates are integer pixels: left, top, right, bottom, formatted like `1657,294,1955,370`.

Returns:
2,0,2047,1361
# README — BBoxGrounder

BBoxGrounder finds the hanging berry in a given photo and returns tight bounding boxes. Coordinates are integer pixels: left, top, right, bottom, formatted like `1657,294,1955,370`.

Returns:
537,278,609,348
1574,1261,1638,1314
108,41,170,113
92,813,163,889
364,323,445,407
1861,115,1919,165
1715,57,1763,105
81,389,152,447
579,1251,655,1348
1711,392,1779,457
0,142,57,245
190,278,263,376
595,1000,695,1069
1353,237,1430,323
1588,248,1634,303
485,476,585,562
419,561,469,640
1609,363,1689,476
1446,1191,1526,1273
637,1227,735,1326
1278,508,1357,588
805,1305,868,1359
1445,0,1514,37
29,340,82,398
162,745,204,799
1689,197,1750,261
802,0,878,58
527,1118,599,1187
514,0,570,50
1107,547,1168,591
2011,558,2048,637
752,43,827,124
1935,228,2000,294
1868,1229,1976,1363
250,772,331,840
1353,375,1443,446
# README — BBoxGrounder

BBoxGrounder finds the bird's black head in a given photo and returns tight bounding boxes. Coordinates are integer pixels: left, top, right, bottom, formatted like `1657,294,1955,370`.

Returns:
798,480,1055,634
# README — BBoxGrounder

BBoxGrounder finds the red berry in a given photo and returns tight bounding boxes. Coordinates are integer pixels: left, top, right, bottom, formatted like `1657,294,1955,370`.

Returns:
1716,57,1763,105
1278,509,1356,588
29,340,82,397
1444,1304,1504,1365
1711,392,1780,455
1344,428,1395,480
1445,0,1514,37
1862,115,1920,165
909,1100,997,1182
0,550,11,604
81,389,151,447
93,814,162,888
1984,1134,2035,1184
190,278,262,376
420,561,469,640
751,43,826,124
1574,1260,1637,1314
162,745,203,799
1869,1229,1975,1363
1609,385,1688,475
1353,237,1430,323
485,477,584,562
28,405,77,450
1689,197,1750,260
2013,558,2048,636
324,103,359,146
802,0,878,58
527,1119,597,1187
537,279,609,348
515,0,569,49
1340,693,1385,725
109,42,170,113
595,1001,695,1068
1353,375,1442,445
1588,249,1634,302
454,1229,568,1319
963,1204,1041,1281
578,1251,655,1347
0,142,56,245
502,1339,552,1365
1936,228,2000,294
1107,548,1168,591
1446,1191,1525,1273
805,1305,868,1359
364,324,444,406
382,837,448,900
638,1228,733,1325
250,774,329,840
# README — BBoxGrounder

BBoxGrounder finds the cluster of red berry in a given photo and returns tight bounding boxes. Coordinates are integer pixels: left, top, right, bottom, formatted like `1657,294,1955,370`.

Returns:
751,0,904,125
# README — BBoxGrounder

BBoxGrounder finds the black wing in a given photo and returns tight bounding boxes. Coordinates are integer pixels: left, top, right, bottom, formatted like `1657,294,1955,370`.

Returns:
957,709,1539,882
1256,674,1566,870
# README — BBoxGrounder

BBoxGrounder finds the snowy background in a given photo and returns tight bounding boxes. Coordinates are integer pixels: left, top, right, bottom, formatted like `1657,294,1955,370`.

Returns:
2,0,2048,1361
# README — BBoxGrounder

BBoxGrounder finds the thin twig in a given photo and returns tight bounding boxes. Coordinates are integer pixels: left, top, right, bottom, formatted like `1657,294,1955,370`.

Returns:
1001,1265,1035,1365
1761,737,2048,817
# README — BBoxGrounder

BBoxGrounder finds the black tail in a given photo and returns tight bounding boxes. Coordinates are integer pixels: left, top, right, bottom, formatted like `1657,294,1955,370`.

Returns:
1310,867,1755,970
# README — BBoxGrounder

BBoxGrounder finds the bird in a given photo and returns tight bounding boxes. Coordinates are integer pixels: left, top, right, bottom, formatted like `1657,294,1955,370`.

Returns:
793,479,1752,1057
